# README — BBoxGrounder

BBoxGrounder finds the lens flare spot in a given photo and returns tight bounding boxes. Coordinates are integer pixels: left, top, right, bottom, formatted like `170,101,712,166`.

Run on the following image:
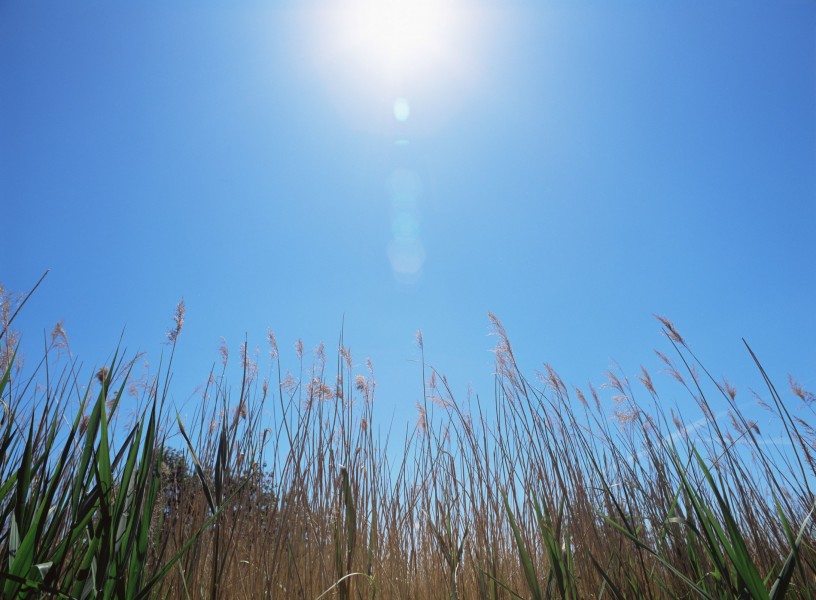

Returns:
393,98,411,121
387,168,422,199
391,211,419,238
387,238,426,277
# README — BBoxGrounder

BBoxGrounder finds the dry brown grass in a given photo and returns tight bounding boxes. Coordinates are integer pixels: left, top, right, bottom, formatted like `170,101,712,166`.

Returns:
141,316,816,599
1,281,814,599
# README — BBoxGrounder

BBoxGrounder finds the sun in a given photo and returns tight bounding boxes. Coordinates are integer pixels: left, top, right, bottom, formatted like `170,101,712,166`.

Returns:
325,0,461,82
345,0,453,75
305,0,486,129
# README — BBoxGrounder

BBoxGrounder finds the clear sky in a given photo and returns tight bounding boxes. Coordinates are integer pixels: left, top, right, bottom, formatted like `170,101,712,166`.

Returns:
2,1,814,432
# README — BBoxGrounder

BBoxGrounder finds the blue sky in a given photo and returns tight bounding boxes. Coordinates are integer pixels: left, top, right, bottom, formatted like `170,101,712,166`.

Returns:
2,1,814,433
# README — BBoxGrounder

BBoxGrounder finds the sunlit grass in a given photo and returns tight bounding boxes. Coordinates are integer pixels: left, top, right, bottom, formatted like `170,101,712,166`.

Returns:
1,276,814,598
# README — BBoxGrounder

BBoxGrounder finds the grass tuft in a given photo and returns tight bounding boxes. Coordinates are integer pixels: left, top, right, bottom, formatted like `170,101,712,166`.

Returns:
1,278,814,598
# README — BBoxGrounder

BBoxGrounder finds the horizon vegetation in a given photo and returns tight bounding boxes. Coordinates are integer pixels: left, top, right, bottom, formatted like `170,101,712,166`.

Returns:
1,273,815,599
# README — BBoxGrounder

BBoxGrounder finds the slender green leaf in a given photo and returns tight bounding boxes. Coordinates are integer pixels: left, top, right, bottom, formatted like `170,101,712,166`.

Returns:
502,489,542,600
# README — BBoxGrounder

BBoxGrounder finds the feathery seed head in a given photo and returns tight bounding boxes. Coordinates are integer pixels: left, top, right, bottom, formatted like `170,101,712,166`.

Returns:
51,320,69,349
789,375,815,404
654,314,685,345
355,374,368,394
167,297,185,343
722,378,737,401
219,337,229,367
416,402,427,434
267,328,279,360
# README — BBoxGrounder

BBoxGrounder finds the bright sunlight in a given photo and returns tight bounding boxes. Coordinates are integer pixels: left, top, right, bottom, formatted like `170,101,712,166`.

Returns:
313,0,476,88
338,0,455,75
308,0,485,130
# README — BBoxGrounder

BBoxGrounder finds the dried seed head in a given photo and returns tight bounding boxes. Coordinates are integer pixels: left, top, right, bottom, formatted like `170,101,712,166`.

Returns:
655,351,685,384
638,366,655,395
314,342,325,369
96,365,109,384
240,343,259,382
668,367,685,386
0,284,17,331
0,329,20,374
728,410,744,435
51,320,69,349
219,337,229,367
416,402,427,434
655,350,673,368
544,364,566,396
722,378,737,401
488,312,515,368
689,364,699,384
431,394,451,409
672,415,683,431
167,298,185,343
79,414,90,436
340,345,352,370
462,412,473,435
789,375,815,404
267,328,279,360
575,387,588,408
306,378,334,403
280,371,297,394
604,371,625,395
589,382,601,412
0,284,6,323
654,314,685,345
614,407,638,429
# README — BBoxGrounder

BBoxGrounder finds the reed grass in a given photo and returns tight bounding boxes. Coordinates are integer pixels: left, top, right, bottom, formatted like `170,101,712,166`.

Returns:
1,277,814,598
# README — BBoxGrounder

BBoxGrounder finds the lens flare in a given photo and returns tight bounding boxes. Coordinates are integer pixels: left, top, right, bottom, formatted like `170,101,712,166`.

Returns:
393,98,411,121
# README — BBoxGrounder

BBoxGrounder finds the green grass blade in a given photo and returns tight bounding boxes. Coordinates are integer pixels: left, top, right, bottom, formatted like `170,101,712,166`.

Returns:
603,514,715,599
589,552,625,600
341,466,357,568
691,448,768,599
502,489,542,600
13,418,35,534
176,412,216,514
135,473,253,600
477,564,526,600
769,499,815,599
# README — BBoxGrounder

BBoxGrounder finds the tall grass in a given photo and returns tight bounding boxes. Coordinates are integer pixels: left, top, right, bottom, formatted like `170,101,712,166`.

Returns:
1,279,814,598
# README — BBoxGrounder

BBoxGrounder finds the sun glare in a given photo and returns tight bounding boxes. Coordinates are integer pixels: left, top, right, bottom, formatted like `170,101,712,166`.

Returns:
344,0,453,74
305,0,490,131
322,0,464,83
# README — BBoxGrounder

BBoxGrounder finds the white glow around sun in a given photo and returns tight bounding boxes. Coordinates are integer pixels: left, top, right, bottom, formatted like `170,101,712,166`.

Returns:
302,0,492,131
313,0,473,85
341,0,454,75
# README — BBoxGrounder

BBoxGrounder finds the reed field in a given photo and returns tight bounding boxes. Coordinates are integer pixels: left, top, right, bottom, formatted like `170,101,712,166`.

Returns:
1,277,814,599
